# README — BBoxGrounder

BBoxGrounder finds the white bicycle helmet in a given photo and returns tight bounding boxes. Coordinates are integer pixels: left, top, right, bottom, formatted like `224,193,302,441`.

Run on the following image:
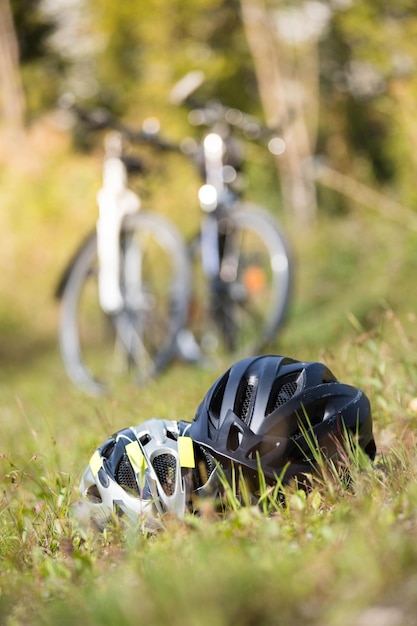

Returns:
79,418,218,531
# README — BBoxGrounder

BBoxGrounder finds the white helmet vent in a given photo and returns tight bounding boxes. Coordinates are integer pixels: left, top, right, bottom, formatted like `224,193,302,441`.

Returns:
116,454,139,493
152,453,176,496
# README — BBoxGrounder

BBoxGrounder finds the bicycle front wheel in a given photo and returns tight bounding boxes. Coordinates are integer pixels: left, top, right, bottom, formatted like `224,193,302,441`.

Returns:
59,212,190,395
188,204,292,360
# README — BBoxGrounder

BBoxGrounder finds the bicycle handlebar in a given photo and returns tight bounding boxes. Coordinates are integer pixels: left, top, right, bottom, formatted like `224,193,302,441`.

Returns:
170,71,284,153
58,94,179,153
187,100,279,142
58,90,283,163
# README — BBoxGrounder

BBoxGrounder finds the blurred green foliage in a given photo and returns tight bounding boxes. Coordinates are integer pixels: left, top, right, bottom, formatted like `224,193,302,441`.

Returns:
9,0,417,209
3,0,417,353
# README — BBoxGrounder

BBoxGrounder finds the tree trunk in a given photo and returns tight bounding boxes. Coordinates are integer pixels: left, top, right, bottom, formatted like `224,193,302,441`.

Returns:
240,0,318,228
0,0,25,132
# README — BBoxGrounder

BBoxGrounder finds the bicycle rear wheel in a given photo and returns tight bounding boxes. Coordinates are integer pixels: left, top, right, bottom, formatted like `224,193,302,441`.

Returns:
59,212,190,395
188,204,292,360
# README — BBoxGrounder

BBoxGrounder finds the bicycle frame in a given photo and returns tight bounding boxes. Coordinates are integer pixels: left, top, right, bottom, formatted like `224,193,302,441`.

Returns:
198,132,223,277
96,131,141,314
197,128,242,282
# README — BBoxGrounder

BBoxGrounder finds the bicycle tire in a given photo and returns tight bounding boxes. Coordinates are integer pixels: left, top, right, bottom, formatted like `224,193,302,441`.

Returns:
187,203,292,360
58,212,190,395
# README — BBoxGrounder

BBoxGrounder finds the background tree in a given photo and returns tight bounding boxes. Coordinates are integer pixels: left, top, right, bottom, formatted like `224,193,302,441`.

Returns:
0,0,25,131
240,0,325,226
1,0,62,127
5,0,417,223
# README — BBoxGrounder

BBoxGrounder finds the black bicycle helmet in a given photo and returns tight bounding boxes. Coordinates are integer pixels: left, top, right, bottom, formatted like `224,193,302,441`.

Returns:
190,355,376,485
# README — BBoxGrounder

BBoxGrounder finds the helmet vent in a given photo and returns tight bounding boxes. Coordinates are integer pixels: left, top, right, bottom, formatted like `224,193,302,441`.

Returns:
139,434,151,446
200,446,216,479
116,454,139,493
267,373,300,414
227,424,242,452
236,376,257,423
152,453,177,496
86,484,102,503
209,372,229,421
194,446,216,489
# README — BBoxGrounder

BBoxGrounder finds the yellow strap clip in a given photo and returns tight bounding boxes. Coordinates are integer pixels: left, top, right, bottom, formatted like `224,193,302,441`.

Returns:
178,436,195,468
126,440,147,475
89,450,103,477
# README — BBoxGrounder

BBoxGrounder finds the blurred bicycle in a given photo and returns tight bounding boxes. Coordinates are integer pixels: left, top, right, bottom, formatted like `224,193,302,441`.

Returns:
55,98,190,396
56,80,293,395
172,72,293,364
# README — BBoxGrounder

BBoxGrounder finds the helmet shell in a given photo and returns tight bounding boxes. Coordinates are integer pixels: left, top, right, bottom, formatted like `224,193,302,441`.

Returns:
79,418,217,530
190,355,376,483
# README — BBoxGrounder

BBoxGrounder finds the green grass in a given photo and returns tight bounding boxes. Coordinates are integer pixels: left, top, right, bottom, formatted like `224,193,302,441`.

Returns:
2,118,417,625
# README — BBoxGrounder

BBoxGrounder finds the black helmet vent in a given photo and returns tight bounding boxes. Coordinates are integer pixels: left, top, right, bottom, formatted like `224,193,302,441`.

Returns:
116,454,139,493
199,446,216,478
267,373,300,414
101,438,116,459
194,445,216,488
166,429,178,441
152,453,177,496
235,376,257,423
209,372,229,421
139,434,151,446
